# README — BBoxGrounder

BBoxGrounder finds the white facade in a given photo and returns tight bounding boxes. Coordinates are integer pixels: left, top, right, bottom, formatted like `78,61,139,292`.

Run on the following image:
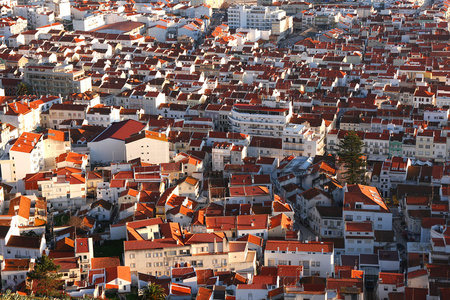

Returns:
229,103,292,138
228,5,292,37
73,14,105,31
39,175,86,210
3,132,43,187
282,124,325,157
125,131,170,164
264,241,334,277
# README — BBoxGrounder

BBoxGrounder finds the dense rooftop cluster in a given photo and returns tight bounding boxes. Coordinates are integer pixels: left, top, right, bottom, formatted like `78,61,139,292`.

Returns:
0,0,448,299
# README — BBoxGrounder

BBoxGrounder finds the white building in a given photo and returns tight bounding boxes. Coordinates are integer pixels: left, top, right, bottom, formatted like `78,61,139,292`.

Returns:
229,103,293,138
73,14,105,31
212,142,246,172
344,221,374,255
13,5,55,29
24,64,92,97
125,91,166,115
343,184,392,231
282,123,325,157
264,240,334,277
88,120,147,164
86,105,121,127
125,130,170,164
377,272,405,300
228,5,293,37
0,132,43,188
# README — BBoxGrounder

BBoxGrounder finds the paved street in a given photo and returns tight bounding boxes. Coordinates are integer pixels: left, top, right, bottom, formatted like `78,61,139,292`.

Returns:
293,212,318,241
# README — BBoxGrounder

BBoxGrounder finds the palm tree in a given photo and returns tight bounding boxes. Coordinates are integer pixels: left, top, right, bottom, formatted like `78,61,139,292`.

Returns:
16,82,32,96
139,283,166,300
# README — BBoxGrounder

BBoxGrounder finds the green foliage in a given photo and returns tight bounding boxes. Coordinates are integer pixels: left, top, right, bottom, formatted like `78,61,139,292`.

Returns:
94,240,124,263
21,230,39,237
139,283,166,300
16,82,32,96
0,289,71,300
27,255,63,297
53,214,70,226
337,131,367,184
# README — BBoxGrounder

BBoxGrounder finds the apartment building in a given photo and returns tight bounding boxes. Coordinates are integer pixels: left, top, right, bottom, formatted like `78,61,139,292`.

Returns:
229,104,293,138
343,184,392,231
86,105,120,127
264,240,334,277
212,142,246,171
282,123,325,157
0,16,27,39
0,132,43,188
227,5,293,37
125,131,170,164
0,101,41,134
45,103,86,129
24,64,92,97
344,221,375,255
124,233,256,276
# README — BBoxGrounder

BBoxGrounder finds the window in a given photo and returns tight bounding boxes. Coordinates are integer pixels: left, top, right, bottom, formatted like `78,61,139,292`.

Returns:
129,253,135,259
130,263,135,268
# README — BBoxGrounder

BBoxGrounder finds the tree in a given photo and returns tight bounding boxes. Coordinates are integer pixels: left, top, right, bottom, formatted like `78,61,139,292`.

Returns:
16,82,32,96
27,255,63,297
20,230,38,237
337,131,367,184
220,1,230,10
139,283,166,300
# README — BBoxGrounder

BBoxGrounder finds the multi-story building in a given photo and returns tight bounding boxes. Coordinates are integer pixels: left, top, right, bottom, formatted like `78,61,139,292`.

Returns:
264,240,334,277
117,91,166,115
45,103,86,129
344,221,375,255
0,101,41,134
415,131,435,160
124,233,256,277
13,5,55,29
0,132,43,189
229,104,292,138
0,16,27,39
212,142,246,171
86,105,121,127
371,157,411,198
227,5,293,37
343,184,392,232
282,123,325,157
23,168,86,210
125,130,170,165
73,14,105,31
309,206,343,238
24,64,92,97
